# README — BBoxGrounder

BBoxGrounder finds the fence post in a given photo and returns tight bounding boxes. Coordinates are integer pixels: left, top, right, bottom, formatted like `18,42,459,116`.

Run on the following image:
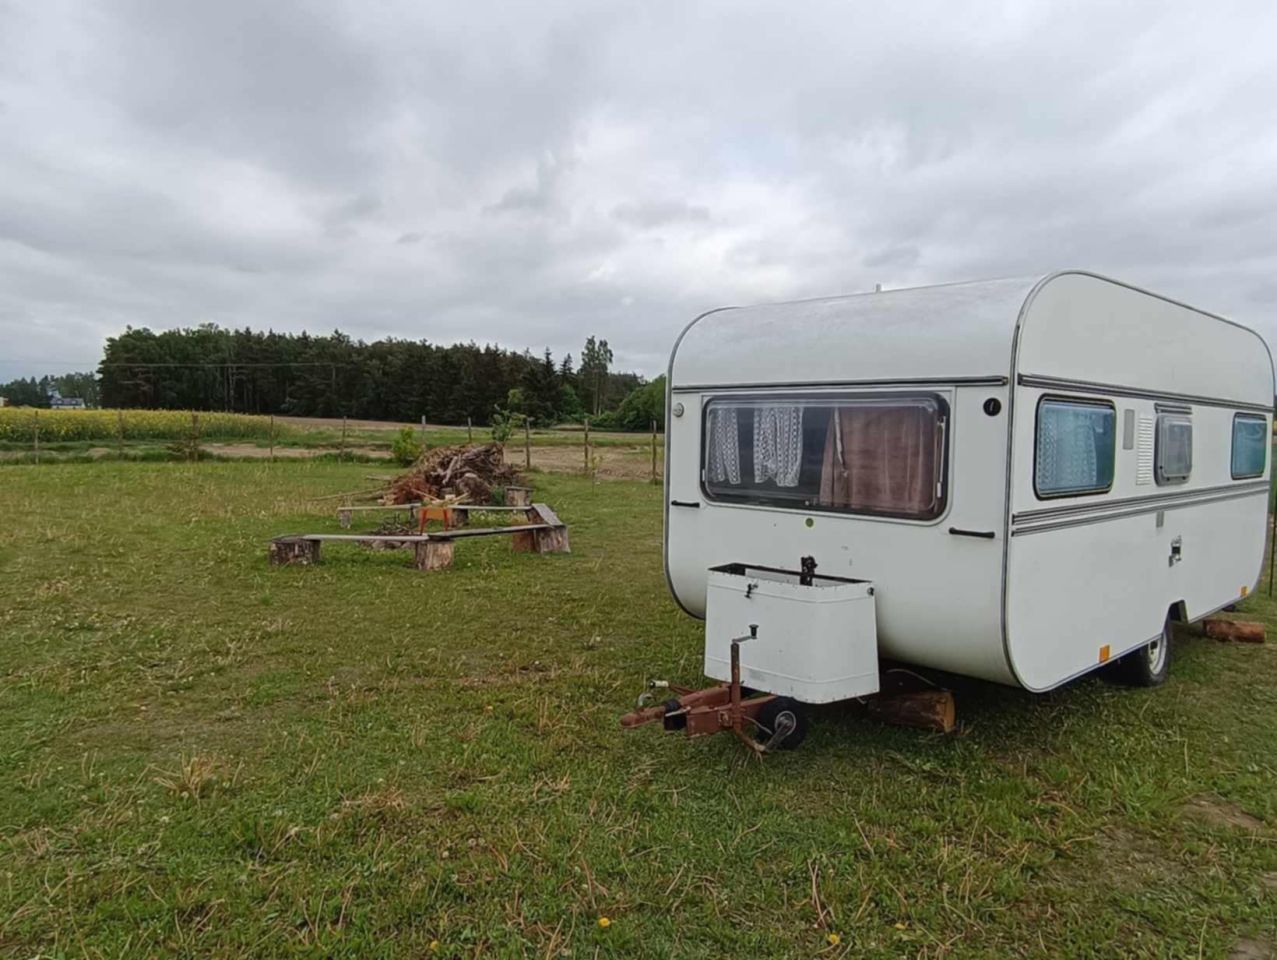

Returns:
191,411,201,462
651,419,658,482
117,409,125,458
341,415,348,458
524,418,532,470
421,414,427,449
33,408,39,464
584,416,591,473
269,414,275,462
467,416,473,444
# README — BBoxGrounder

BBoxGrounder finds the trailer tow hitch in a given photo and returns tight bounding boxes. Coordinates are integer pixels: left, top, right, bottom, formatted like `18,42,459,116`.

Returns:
620,625,793,754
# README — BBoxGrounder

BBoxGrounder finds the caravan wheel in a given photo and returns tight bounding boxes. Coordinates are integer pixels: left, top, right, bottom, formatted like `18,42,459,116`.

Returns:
754,697,808,750
1110,616,1173,687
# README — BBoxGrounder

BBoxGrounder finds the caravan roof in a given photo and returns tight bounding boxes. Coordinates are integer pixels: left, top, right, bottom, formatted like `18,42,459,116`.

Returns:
670,271,1273,408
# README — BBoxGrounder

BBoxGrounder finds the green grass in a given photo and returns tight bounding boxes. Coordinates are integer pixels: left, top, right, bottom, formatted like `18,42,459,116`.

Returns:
0,462,1274,958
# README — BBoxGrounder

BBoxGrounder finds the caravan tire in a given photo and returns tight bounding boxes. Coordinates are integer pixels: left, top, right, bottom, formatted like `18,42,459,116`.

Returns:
1110,616,1173,687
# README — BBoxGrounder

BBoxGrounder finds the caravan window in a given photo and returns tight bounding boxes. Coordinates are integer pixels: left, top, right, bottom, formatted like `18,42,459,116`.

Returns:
1231,414,1267,479
1034,398,1115,498
1155,413,1192,484
701,394,948,520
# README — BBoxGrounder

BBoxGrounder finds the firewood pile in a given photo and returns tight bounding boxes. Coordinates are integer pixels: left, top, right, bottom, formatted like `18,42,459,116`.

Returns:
387,443,522,505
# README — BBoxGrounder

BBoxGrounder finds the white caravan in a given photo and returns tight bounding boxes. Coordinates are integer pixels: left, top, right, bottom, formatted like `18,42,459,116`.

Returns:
664,271,1273,701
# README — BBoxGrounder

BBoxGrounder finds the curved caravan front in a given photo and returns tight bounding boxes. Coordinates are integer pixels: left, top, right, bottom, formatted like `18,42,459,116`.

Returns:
664,272,1274,693
664,278,1039,687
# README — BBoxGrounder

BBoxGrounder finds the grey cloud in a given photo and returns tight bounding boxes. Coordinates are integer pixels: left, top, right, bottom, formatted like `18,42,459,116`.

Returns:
1,0,1275,379
612,200,711,229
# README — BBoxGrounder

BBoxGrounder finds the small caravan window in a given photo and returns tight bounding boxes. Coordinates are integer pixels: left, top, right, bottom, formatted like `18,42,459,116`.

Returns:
1231,414,1267,479
1155,413,1192,484
701,394,947,520
1034,398,1115,498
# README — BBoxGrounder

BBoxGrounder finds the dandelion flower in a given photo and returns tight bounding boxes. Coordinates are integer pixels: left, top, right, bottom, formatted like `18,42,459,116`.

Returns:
597,917,611,929
827,932,841,946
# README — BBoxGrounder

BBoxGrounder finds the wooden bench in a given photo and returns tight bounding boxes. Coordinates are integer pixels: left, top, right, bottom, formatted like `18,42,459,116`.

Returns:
271,503,568,572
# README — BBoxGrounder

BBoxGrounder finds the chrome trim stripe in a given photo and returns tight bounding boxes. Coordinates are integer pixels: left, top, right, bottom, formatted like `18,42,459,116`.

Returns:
1017,373,1272,414
672,375,1007,392
1011,485,1268,536
1013,479,1270,523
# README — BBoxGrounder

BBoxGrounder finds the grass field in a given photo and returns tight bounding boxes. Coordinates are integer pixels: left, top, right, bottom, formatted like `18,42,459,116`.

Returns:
0,461,1274,958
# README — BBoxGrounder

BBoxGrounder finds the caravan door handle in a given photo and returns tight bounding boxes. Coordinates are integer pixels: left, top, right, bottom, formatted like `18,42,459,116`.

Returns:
670,500,701,509
949,527,996,540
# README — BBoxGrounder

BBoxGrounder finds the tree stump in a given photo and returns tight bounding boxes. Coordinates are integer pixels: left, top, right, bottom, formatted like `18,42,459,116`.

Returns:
269,537,320,566
865,689,955,733
511,530,535,552
533,526,570,554
337,508,353,529
506,487,532,507
414,539,454,571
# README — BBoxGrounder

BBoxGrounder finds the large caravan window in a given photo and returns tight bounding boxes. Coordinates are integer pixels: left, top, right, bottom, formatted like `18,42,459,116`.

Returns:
1231,414,1268,479
1155,413,1192,484
702,395,947,520
1034,398,1115,498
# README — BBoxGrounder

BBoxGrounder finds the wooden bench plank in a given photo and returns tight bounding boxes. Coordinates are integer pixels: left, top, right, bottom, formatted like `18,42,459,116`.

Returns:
427,523,550,541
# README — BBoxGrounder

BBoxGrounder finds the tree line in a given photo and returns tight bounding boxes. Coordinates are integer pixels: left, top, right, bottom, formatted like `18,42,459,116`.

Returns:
0,372,100,408
84,325,662,428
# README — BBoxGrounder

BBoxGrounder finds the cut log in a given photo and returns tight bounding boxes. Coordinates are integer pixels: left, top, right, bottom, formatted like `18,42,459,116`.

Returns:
865,689,955,733
532,526,570,554
269,537,320,566
413,539,455,571
1201,619,1265,643
506,486,532,507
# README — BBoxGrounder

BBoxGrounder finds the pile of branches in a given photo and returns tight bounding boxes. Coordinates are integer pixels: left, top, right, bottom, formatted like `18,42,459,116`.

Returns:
387,443,521,505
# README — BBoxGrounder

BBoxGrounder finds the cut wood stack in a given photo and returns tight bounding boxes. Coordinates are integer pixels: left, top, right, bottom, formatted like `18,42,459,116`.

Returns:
387,443,523,506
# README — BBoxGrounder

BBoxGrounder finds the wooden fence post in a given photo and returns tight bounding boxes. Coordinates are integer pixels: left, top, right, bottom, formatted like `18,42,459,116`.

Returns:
341,415,348,458
524,418,532,470
33,408,39,464
191,411,200,462
467,416,473,443
421,414,427,448
584,416,591,473
651,419,658,482
269,414,275,462
117,409,125,458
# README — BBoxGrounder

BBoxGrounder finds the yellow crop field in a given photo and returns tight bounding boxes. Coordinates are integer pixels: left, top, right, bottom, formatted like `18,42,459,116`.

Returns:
0,407,278,443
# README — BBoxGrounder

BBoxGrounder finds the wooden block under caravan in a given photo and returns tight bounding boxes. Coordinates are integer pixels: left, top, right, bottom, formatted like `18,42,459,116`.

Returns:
1201,619,1265,643
865,689,956,734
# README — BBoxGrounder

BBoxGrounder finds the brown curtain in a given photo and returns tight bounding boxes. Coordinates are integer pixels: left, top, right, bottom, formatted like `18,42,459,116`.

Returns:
819,405,938,516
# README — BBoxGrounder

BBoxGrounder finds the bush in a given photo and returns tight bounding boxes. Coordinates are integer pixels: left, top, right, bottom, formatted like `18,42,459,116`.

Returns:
391,426,423,466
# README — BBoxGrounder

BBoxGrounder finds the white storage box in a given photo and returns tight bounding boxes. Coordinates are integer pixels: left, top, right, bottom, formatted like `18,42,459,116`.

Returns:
704,563,879,704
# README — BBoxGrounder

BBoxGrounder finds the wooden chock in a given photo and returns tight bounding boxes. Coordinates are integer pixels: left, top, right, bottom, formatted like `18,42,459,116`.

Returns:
865,689,956,733
1201,619,1265,643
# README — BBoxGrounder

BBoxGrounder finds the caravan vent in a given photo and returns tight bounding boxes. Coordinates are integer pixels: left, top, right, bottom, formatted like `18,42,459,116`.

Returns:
1135,416,1155,485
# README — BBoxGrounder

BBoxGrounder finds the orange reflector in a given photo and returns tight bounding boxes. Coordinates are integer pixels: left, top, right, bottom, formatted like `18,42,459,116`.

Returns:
1099,644,1111,663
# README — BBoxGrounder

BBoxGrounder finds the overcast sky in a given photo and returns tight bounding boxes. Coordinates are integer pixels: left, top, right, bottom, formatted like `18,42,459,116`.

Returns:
1,0,1275,380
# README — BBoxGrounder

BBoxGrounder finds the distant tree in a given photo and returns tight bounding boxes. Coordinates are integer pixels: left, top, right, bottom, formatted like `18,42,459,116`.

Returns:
579,336,614,416
612,375,665,430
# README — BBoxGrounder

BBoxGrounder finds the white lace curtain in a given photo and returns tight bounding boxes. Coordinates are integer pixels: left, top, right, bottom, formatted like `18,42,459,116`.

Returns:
753,405,804,487
706,407,741,484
